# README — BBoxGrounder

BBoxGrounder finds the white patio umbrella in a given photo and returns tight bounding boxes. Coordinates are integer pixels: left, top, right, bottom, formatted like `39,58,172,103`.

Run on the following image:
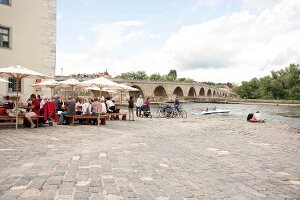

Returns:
0,77,9,83
110,84,139,110
81,77,121,124
30,79,60,98
0,65,50,129
59,78,80,91
81,77,121,99
86,86,117,93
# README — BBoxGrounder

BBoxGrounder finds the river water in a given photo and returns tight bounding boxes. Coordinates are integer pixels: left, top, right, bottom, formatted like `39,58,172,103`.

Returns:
153,103,300,126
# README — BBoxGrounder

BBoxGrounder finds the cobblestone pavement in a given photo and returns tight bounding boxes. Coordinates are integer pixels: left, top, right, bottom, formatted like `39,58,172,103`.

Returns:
0,115,299,200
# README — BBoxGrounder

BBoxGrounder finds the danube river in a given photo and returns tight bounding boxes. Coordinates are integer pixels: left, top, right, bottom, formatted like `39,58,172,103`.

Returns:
154,103,300,126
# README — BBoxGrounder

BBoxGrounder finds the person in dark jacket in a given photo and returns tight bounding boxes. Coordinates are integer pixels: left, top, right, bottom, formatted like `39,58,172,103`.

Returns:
128,96,135,121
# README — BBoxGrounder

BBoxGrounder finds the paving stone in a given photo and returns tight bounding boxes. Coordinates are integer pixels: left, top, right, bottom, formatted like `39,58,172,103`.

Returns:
59,188,74,195
89,192,104,200
90,186,103,193
74,192,90,200
0,118,299,200
39,190,57,200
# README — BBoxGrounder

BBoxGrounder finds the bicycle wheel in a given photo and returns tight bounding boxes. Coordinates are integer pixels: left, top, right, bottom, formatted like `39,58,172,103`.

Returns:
153,110,161,118
179,110,187,118
172,110,179,118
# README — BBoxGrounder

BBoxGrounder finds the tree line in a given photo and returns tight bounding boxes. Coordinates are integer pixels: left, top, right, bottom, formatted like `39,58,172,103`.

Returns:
236,64,300,100
115,69,195,83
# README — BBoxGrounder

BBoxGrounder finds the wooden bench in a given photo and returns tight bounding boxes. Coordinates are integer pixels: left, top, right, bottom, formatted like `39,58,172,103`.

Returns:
106,112,127,120
0,115,39,127
65,115,107,126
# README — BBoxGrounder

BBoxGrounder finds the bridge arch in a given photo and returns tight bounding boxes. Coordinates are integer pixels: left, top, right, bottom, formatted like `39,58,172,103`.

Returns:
213,90,216,97
154,86,167,97
188,87,196,97
199,87,205,96
129,85,144,99
207,89,212,97
173,86,184,96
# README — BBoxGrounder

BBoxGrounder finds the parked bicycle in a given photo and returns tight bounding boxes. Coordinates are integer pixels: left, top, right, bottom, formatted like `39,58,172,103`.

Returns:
153,104,187,118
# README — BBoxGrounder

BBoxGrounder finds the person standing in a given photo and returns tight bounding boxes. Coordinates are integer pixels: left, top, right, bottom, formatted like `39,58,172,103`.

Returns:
174,96,180,112
136,95,143,117
128,96,135,121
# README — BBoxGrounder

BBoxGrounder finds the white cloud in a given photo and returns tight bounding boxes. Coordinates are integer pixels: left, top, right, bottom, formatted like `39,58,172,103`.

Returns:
163,0,300,82
90,20,144,31
57,0,300,83
148,33,162,39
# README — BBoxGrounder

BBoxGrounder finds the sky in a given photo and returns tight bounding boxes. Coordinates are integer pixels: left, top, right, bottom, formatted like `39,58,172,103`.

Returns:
56,0,300,84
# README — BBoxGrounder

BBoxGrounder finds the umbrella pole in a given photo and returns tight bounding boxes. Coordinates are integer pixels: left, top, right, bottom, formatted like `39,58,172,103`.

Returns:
120,92,123,111
15,76,20,130
98,88,102,126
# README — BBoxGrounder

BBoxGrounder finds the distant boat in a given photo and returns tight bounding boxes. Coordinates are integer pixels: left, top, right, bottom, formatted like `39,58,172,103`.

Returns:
200,109,230,115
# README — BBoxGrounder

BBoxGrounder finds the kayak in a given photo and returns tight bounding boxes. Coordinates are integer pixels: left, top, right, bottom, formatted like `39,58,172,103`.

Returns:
200,109,230,115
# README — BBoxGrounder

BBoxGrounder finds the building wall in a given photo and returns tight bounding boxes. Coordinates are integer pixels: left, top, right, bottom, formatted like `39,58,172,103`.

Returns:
0,0,56,102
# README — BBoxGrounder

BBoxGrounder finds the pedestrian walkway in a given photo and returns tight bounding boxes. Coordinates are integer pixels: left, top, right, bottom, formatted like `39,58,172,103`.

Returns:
0,116,299,199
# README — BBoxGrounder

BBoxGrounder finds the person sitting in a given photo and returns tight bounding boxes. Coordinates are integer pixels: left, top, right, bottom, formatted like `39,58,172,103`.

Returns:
250,111,262,122
75,98,83,115
100,99,107,114
81,98,91,116
247,113,254,121
59,96,76,125
1,95,14,109
53,94,61,112
106,97,116,113
91,98,102,125
24,94,40,128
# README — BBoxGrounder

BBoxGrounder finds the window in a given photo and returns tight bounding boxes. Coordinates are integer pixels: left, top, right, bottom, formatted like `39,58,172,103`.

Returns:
8,78,21,93
0,27,9,48
0,0,9,5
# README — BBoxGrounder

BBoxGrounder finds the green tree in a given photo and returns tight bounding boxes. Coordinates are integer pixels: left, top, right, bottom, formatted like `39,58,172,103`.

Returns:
165,69,177,81
134,71,148,80
149,73,162,81
236,64,300,100
116,72,136,79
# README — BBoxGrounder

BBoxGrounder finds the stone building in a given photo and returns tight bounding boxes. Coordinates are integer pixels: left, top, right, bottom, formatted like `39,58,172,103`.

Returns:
0,0,56,100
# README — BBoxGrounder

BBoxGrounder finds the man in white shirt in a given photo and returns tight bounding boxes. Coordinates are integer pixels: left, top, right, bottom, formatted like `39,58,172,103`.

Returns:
136,95,144,117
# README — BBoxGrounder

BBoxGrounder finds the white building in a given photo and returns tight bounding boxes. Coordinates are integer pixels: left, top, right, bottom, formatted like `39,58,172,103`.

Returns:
0,0,56,101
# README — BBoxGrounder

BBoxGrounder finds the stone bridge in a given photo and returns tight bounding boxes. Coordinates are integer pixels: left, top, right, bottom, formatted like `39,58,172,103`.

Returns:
55,76,229,101
112,79,228,101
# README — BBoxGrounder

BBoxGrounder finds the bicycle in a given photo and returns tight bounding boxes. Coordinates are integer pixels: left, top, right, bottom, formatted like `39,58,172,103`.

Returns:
153,104,172,118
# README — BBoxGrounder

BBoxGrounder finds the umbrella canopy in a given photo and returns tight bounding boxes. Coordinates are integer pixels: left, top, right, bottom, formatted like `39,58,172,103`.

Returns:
81,77,120,88
109,84,139,110
31,79,59,87
80,77,121,124
86,86,117,93
58,78,81,91
0,77,9,83
0,65,50,129
112,83,139,92
0,65,50,79
30,79,60,97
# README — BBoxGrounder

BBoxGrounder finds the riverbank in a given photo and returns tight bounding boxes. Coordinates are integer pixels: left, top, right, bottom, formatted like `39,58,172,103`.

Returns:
168,98,300,106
